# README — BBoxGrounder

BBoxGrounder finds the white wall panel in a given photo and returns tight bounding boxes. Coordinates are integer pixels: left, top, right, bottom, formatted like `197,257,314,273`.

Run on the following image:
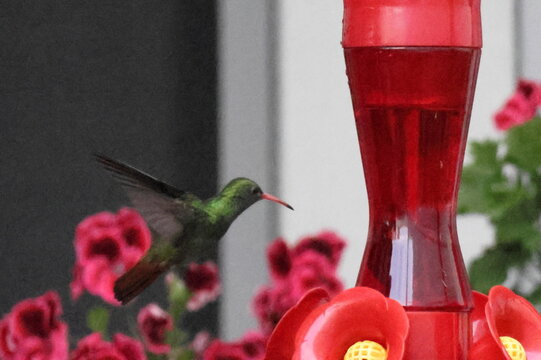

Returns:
219,0,521,339
277,0,516,287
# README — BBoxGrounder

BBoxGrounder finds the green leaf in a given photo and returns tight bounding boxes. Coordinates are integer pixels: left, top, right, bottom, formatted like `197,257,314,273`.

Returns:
461,116,541,298
469,247,509,293
175,349,195,360
495,222,541,253
505,116,541,172
484,183,530,221
167,272,191,323
459,139,536,220
469,244,530,293
459,167,526,219
147,353,166,360
166,328,186,347
470,140,500,168
459,140,507,215
86,306,110,336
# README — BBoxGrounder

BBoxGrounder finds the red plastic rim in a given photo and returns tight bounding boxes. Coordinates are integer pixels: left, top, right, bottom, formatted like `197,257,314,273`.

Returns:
342,0,482,47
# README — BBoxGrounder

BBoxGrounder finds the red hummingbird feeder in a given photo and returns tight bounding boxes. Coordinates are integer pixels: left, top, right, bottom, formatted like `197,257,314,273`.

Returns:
343,0,482,358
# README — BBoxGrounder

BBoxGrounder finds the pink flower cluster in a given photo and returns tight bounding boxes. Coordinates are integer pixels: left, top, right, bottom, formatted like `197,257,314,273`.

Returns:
494,79,541,130
0,291,149,360
70,208,151,305
202,231,346,359
135,262,221,356
0,292,68,360
253,231,345,334
71,333,146,360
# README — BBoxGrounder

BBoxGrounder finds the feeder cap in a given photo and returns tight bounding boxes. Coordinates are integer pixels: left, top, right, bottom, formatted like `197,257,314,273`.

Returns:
342,0,482,47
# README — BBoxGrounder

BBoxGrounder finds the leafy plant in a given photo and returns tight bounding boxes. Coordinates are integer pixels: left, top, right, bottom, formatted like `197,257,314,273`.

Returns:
459,79,541,302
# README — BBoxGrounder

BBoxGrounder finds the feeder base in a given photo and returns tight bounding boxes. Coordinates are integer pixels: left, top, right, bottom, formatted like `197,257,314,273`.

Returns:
403,311,470,360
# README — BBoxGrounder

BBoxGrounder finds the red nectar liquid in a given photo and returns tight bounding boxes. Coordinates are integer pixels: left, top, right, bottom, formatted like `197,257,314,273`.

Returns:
345,47,481,359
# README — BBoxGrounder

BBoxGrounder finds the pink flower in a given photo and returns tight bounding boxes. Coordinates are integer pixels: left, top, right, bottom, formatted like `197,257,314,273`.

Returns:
267,232,346,283
253,233,344,335
117,208,152,256
267,239,292,282
76,224,123,265
292,231,346,268
71,208,151,305
288,251,343,299
70,263,85,300
203,340,246,360
0,319,16,359
137,303,173,354
494,79,541,130
253,284,299,335
0,291,68,360
471,286,541,359
183,262,221,311
206,232,346,357
112,333,146,360
70,333,113,360
517,79,541,106
191,331,212,358
203,331,267,360
239,331,267,360
71,332,146,360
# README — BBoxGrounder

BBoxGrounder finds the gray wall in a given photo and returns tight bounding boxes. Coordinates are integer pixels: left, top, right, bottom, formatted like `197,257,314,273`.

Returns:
218,0,279,339
0,0,218,337
517,0,541,79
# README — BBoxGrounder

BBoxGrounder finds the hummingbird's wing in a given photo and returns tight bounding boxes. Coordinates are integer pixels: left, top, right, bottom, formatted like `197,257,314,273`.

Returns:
95,154,200,241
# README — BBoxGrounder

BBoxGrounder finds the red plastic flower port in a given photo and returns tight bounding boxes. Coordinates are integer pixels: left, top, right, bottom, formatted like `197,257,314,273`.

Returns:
264,287,409,360
471,286,541,360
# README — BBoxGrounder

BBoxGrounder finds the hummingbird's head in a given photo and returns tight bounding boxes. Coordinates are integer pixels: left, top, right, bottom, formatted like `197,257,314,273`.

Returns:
221,178,293,211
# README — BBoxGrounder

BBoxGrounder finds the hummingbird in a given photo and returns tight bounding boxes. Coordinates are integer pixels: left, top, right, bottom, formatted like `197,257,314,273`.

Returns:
95,154,293,305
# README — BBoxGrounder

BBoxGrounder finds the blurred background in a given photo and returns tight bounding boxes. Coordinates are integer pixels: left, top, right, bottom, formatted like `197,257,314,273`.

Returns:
0,0,219,337
1,0,539,341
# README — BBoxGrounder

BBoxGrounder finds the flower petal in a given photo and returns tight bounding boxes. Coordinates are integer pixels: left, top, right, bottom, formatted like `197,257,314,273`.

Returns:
117,207,151,255
267,238,292,281
265,288,330,360
0,316,17,358
113,333,146,360
184,262,221,311
81,258,120,306
292,287,408,360
293,231,346,268
470,291,507,360
487,286,541,360
204,340,246,360
10,299,50,339
137,304,172,354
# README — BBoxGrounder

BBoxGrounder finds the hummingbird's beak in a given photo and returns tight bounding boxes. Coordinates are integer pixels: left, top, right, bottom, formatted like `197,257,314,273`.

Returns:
261,193,294,210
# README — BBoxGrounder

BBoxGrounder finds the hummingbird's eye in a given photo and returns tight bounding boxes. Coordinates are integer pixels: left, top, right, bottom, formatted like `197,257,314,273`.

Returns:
252,187,262,195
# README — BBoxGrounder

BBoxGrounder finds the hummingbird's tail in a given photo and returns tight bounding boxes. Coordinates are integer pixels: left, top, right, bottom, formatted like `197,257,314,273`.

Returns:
114,260,169,305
